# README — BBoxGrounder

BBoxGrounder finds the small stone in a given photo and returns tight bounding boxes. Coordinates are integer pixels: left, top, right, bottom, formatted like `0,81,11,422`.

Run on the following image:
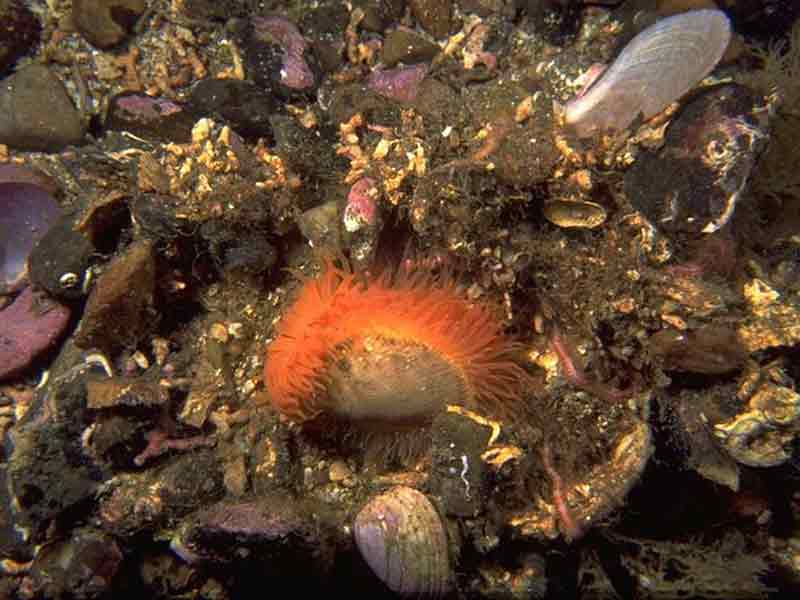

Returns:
97,450,224,538
269,114,343,177
382,29,440,67
328,460,352,483
27,222,95,301
0,65,85,151
221,235,278,276
367,63,429,103
187,78,277,140
6,377,109,543
170,496,333,574
648,326,746,375
354,1,388,32
298,3,349,71
0,287,70,381
413,78,468,131
26,528,123,599
409,0,452,38
223,454,248,497
430,410,492,517
209,322,229,344
296,200,342,249
130,194,191,242
72,0,146,49
0,0,41,76
344,177,379,233
519,0,582,45
86,376,168,409
74,240,157,355
492,118,558,187
241,15,321,97
106,92,197,144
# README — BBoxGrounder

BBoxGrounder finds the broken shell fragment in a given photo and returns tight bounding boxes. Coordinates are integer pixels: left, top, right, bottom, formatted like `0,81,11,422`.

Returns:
171,497,333,575
738,277,800,353
564,10,731,138
660,390,742,492
85,375,168,409
511,419,652,542
713,377,800,468
251,15,316,92
354,486,451,598
543,198,607,229
25,528,123,599
344,177,379,233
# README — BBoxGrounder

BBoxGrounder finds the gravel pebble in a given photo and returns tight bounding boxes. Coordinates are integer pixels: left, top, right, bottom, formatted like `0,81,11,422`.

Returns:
0,65,85,151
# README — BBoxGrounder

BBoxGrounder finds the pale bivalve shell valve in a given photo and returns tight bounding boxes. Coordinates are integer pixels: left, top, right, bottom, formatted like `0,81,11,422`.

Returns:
564,9,731,138
354,486,451,598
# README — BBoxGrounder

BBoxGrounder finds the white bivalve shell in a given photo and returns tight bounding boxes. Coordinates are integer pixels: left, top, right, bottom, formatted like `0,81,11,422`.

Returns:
354,486,451,598
564,9,731,137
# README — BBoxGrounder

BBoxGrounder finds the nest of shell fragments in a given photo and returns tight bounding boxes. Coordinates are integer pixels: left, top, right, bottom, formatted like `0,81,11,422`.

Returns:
1,1,800,598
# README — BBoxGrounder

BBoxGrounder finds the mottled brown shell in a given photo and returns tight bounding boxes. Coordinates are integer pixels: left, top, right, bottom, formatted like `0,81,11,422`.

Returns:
543,199,607,229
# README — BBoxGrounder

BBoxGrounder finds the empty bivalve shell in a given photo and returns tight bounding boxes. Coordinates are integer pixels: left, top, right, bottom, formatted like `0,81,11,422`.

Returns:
564,9,731,137
714,380,800,468
354,486,451,598
543,199,607,229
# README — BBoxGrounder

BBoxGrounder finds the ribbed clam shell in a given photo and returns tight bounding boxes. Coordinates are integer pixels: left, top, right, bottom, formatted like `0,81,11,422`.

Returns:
354,486,450,598
565,9,731,137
